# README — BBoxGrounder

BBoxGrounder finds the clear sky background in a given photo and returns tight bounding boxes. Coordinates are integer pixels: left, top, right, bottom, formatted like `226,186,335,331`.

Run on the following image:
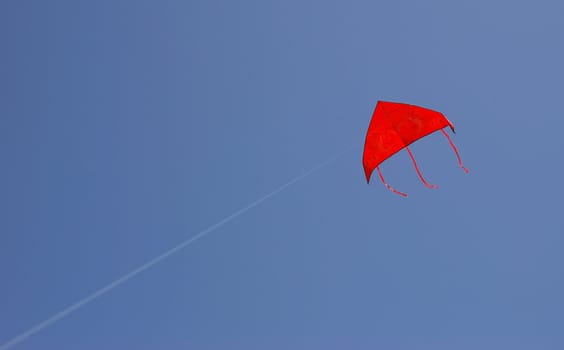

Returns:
1,0,563,349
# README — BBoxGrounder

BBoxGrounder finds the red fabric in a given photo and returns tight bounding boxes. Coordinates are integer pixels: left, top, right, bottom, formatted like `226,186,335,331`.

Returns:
363,101,454,183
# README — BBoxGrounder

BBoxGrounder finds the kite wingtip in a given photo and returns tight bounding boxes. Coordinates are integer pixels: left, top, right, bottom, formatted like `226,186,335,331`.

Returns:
363,167,373,184
444,116,456,134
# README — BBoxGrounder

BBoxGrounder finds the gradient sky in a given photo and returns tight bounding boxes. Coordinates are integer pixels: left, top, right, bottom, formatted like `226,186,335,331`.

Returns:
1,0,564,349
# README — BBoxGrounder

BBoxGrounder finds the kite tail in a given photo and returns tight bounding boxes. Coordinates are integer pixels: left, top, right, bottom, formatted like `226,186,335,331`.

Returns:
440,129,469,173
376,167,408,197
405,146,439,189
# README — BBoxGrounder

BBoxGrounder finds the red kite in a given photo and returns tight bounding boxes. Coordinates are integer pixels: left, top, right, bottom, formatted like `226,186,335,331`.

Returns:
363,101,468,197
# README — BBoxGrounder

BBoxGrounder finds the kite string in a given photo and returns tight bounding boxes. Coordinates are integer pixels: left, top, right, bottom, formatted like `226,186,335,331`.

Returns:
405,146,438,189
0,145,354,350
440,129,470,173
376,167,408,197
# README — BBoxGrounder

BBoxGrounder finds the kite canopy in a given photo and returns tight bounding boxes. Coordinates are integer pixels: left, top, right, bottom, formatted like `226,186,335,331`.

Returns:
362,101,468,197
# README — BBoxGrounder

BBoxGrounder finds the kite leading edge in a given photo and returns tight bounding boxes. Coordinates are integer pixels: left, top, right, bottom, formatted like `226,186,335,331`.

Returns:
362,101,469,197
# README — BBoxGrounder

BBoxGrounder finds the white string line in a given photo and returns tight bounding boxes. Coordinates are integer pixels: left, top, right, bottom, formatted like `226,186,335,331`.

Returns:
0,146,353,350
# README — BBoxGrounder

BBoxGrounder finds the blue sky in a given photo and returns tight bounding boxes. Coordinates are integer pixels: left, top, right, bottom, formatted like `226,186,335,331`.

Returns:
1,0,563,349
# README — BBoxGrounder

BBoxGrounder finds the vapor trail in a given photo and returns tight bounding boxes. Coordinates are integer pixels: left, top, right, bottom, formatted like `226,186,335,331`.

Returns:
0,146,352,350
